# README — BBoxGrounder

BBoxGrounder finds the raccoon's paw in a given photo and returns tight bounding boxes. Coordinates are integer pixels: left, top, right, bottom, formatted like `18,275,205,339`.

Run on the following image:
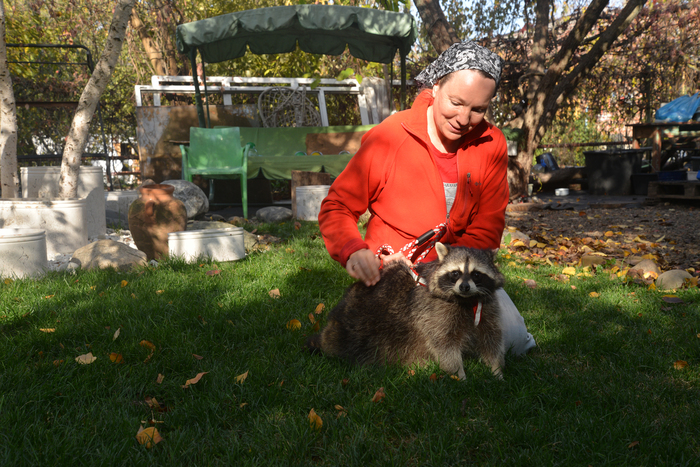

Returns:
457,367,466,381
490,364,504,380
305,334,324,355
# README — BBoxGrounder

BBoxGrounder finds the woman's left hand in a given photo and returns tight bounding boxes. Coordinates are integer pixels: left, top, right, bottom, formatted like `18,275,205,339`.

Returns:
380,251,412,268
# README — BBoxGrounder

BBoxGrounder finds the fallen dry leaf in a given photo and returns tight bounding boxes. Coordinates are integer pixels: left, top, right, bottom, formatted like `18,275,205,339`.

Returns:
673,360,688,370
136,426,163,449
192,354,204,360
562,267,577,276
121,280,128,288
269,288,281,299
4,278,12,285
75,352,97,365
334,405,347,418
235,371,249,383
314,303,325,314
156,289,164,294
109,352,124,364
182,371,208,388
589,292,600,298
372,387,386,403
286,319,301,330
156,373,165,384
113,328,121,341
140,340,156,350
39,328,55,333
628,441,640,449
145,397,161,410
523,279,537,289
308,313,316,324
206,269,220,276
140,340,156,363
311,321,320,332
308,408,323,431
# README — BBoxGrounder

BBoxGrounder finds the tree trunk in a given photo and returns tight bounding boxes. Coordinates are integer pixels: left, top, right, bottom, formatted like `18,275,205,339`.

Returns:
129,1,183,77
512,0,647,199
130,9,167,76
0,0,19,199
59,0,136,199
413,0,461,54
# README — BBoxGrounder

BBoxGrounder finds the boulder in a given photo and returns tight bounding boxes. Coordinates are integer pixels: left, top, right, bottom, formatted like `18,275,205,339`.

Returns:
256,206,293,223
656,269,693,291
71,239,147,271
628,259,660,275
161,179,209,219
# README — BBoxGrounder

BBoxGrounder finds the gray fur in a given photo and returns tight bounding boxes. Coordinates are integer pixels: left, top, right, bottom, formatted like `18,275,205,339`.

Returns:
306,243,506,379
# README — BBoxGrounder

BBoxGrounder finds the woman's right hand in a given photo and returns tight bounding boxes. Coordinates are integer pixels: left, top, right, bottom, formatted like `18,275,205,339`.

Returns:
346,249,381,287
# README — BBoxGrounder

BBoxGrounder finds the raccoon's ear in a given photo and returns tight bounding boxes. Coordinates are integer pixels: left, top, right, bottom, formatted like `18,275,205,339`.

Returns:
435,242,449,261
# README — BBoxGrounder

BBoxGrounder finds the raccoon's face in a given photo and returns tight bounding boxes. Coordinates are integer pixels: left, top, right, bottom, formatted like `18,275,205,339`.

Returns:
431,243,504,300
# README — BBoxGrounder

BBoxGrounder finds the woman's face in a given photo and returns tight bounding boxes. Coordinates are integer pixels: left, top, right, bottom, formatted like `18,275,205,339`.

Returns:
431,69,496,150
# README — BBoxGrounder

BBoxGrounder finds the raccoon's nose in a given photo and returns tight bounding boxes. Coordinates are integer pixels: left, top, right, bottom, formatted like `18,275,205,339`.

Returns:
459,281,470,293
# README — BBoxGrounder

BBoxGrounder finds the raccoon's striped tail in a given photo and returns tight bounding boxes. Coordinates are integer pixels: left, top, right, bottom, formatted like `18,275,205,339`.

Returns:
305,334,324,355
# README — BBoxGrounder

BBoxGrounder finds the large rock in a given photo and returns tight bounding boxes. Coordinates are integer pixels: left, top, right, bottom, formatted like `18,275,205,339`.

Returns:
71,239,147,271
256,206,293,223
656,269,693,291
161,179,209,219
628,259,660,275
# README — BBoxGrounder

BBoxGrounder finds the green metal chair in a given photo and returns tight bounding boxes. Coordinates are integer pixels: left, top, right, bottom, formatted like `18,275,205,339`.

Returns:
180,126,251,218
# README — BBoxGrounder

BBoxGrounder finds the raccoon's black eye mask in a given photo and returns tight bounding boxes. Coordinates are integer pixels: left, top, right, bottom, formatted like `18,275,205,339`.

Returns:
449,270,461,281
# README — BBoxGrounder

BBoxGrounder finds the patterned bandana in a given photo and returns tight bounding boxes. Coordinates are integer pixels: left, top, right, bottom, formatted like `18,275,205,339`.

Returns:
415,41,504,88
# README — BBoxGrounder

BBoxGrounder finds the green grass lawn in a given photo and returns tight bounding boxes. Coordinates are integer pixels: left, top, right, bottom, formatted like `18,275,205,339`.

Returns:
1,220,699,466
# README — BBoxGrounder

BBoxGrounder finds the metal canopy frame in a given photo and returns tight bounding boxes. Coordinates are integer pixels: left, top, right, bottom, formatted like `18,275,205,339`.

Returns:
175,5,416,128
7,43,113,189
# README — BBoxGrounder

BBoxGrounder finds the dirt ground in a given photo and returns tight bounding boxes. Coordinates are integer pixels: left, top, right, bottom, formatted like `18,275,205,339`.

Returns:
504,194,700,273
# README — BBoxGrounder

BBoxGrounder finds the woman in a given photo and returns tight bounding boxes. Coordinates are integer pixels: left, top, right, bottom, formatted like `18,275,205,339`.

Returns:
318,41,535,356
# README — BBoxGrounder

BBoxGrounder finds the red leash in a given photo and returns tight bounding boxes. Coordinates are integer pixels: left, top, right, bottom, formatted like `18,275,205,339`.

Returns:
375,223,447,265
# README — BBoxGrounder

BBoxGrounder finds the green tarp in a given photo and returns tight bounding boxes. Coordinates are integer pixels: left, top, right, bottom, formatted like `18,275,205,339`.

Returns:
176,5,417,64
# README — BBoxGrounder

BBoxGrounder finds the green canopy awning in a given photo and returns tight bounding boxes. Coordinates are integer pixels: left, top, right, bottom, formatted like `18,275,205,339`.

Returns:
176,5,417,64
175,5,417,127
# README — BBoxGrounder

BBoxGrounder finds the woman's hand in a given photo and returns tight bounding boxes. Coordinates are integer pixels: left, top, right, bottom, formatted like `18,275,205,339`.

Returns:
346,249,381,286
380,251,412,268
346,250,412,287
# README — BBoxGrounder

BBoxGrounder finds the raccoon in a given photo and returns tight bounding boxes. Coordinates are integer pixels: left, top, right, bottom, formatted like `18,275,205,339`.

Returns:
306,243,506,379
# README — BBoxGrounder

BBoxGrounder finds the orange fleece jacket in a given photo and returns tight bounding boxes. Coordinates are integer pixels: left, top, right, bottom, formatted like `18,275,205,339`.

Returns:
318,89,509,267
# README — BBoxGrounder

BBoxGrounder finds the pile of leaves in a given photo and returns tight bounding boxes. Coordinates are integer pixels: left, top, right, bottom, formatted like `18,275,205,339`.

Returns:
503,203,700,286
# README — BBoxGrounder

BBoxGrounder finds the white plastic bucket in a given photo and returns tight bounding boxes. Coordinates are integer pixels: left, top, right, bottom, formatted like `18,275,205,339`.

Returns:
168,227,245,262
0,198,88,257
0,228,48,278
21,166,106,238
295,185,330,221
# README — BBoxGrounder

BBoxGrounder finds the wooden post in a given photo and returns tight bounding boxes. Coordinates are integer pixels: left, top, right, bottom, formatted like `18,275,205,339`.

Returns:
291,170,331,218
